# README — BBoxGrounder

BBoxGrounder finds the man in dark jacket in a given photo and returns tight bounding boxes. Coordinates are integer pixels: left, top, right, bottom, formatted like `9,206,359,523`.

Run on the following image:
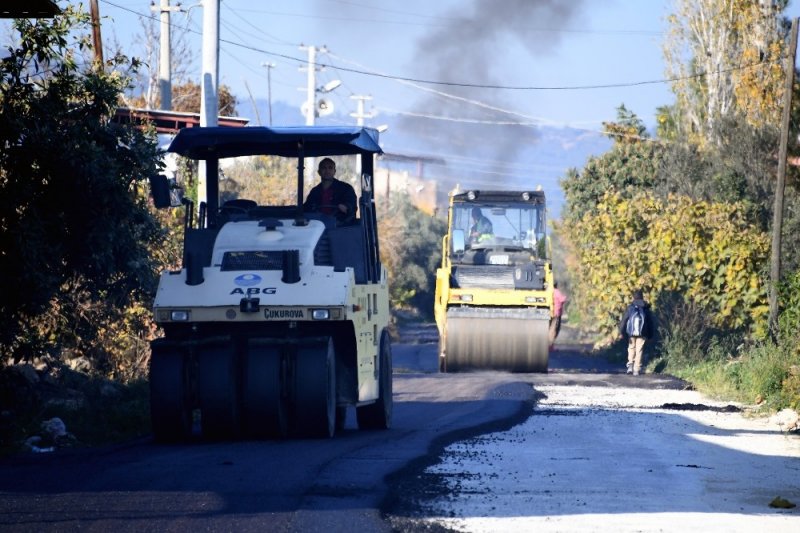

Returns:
303,158,357,224
618,289,654,376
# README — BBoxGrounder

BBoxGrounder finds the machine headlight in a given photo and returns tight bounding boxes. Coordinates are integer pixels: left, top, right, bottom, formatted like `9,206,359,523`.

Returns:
525,296,546,303
467,190,477,200
522,192,531,201
458,294,473,302
170,310,190,321
312,309,330,320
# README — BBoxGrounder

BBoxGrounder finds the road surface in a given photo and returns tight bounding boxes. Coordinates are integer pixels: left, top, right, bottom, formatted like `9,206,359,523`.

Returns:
1,323,797,532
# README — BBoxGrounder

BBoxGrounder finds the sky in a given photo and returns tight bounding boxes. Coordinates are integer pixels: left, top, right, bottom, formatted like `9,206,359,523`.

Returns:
7,1,800,216
86,0,683,212
96,0,677,129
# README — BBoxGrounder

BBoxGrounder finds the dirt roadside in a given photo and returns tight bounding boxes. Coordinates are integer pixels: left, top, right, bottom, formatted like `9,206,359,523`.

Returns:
385,321,800,533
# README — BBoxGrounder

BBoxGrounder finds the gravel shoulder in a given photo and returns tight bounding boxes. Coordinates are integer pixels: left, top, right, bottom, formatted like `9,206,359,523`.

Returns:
390,381,800,532
385,322,800,533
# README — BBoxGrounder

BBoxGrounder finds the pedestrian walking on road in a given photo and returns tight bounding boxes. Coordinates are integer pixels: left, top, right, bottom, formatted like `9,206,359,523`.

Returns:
549,281,568,349
618,289,654,376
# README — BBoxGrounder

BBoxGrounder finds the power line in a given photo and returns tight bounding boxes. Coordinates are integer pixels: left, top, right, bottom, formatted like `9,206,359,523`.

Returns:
101,0,778,93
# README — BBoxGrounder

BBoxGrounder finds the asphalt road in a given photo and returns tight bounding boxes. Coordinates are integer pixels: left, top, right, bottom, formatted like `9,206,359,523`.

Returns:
0,324,701,532
0,324,537,532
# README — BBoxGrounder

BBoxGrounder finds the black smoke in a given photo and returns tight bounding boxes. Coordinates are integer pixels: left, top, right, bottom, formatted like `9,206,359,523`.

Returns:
400,0,585,187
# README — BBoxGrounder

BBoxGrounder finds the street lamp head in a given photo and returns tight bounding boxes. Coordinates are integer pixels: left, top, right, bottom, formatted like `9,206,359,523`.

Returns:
318,79,342,93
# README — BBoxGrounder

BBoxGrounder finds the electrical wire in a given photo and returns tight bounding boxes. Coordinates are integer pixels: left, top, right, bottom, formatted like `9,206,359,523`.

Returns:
101,0,778,93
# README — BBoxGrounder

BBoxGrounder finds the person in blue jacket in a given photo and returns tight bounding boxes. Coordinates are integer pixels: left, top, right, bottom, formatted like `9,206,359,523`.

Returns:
618,289,655,376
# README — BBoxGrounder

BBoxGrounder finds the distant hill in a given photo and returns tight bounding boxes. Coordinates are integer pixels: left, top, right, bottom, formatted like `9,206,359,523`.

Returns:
235,97,613,220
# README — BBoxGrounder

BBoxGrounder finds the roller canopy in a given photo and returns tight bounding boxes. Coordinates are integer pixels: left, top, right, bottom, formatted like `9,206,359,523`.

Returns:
167,126,383,160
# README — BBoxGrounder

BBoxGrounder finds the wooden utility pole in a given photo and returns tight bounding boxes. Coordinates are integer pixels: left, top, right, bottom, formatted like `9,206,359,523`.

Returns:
769,17,799,337
89,0,103,65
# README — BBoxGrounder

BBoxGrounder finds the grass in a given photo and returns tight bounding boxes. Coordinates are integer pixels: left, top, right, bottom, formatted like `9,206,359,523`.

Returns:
590,303,800,415
650,319,800,412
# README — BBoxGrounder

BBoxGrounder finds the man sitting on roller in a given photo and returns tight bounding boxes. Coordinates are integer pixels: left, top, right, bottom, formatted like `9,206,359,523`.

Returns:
303,157,357,224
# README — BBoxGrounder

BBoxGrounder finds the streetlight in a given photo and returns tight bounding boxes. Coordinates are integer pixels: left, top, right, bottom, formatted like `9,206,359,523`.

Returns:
301,79,342,122
317,79,341,93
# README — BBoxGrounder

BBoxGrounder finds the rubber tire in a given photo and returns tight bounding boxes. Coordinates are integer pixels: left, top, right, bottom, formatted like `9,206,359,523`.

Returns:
335,406,347,432
242,340,287,438
295,339,336,438
197,342,239,440
149,342,193,442
357,330,393,430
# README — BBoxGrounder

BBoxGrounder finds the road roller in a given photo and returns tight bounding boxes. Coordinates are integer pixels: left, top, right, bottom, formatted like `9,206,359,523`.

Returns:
147,126,392,441
434,188,554,373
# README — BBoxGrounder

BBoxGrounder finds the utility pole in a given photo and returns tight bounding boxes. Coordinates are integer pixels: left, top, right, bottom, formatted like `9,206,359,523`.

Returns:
350,95,374,179
89,0,103,65
152,0,182,110
299,45,325,180
300,45,318,126
769,17,798,337
349,94,374,126
262,62,276,126
198,0,220,222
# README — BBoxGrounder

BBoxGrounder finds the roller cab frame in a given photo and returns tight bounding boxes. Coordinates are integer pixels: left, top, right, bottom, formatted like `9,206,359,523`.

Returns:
148,126,392,441
434,188,554,373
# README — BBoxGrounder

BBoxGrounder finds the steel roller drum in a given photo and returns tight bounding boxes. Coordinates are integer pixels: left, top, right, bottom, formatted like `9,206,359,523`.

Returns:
445,307,549,373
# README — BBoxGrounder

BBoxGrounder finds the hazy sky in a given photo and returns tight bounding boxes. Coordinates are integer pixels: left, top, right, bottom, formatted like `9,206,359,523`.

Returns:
7,1,800,217
96,0,684,129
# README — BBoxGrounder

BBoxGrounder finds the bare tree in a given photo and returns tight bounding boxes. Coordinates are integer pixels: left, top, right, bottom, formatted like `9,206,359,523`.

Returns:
663,0,788,145
120,8,199,109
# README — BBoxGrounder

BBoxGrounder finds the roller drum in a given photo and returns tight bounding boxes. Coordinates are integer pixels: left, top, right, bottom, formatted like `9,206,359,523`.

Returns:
445,307,549,373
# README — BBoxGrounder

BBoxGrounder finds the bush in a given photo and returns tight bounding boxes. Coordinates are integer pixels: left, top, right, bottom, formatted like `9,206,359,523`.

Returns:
0,7,164,371
561,191,770,340
660,313,798,410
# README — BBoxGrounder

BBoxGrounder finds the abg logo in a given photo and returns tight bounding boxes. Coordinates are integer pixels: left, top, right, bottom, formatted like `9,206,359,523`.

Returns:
230,287,277,295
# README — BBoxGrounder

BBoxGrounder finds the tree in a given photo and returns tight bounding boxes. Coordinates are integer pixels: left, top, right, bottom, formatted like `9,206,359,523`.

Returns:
122,8,199,110
378,193,446,316
0,7,164,370
218,155,301,205
560,106,662,225
118,10,238,116
562,191,770,338
663,0,790,145
170,80,238,116
126,80,238,116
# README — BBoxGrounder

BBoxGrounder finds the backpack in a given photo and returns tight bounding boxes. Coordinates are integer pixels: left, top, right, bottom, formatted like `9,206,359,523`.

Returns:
626,305,646,337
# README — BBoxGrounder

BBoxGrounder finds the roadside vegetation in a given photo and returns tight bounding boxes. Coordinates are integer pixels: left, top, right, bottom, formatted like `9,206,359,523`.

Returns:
558,0,800,413
0,7,445,455
2,2,799,455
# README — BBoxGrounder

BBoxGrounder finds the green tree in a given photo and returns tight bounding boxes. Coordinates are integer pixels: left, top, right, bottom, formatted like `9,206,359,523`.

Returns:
563,191,769,338
561,106,662,225
0,7,164,371
378,193,446,316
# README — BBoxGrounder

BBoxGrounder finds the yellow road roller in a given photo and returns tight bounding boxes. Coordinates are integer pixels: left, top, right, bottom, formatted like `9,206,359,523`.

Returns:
434,188,554,373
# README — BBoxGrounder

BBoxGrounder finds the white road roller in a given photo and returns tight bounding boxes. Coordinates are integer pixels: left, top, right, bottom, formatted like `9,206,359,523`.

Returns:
148,126,391,441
